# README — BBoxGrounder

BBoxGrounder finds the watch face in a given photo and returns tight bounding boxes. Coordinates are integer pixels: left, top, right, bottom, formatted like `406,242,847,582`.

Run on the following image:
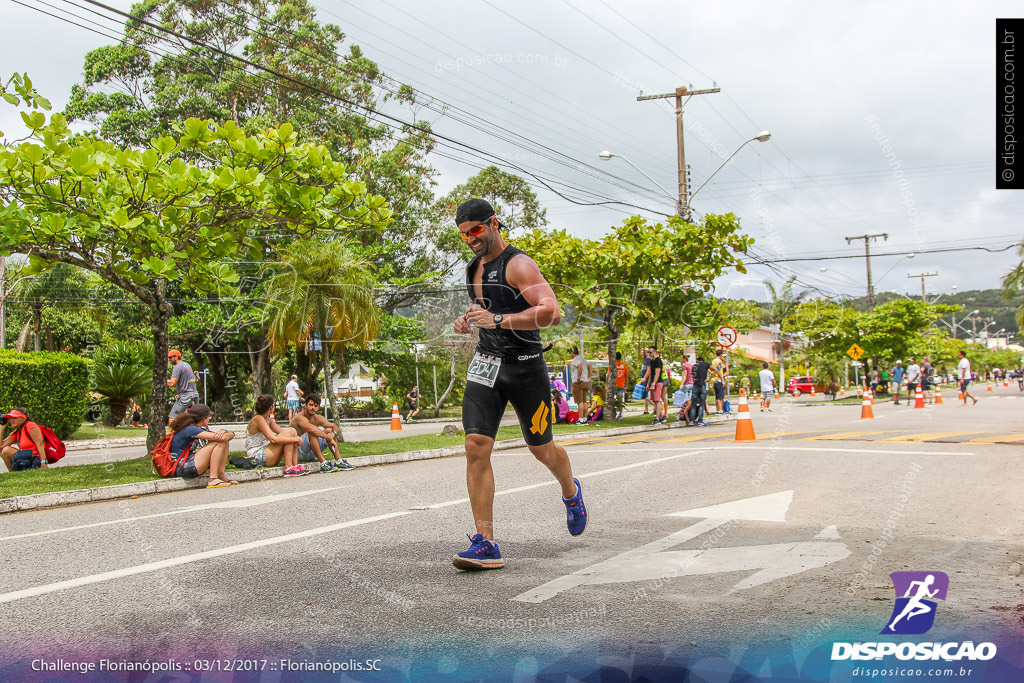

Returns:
493,314,503,325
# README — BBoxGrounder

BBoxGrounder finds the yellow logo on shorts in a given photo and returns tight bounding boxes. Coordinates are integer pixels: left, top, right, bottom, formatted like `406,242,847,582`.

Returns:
530,401,550,435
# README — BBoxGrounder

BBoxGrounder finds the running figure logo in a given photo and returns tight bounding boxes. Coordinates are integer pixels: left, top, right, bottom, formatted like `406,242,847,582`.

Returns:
881,571,949,635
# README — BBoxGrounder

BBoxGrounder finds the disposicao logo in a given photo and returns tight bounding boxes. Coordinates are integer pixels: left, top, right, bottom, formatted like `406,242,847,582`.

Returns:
832,571,997,662
881,571,949,635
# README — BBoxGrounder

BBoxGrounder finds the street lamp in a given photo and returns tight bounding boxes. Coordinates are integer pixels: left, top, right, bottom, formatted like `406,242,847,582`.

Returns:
687,131,771,210
598,150,678,213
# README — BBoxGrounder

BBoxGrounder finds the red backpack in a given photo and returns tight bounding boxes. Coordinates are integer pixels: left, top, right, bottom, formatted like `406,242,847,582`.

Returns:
15,421,66,464
150,433,192,477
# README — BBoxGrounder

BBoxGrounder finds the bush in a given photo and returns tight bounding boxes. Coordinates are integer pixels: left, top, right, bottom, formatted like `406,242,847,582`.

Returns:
0,350,90,438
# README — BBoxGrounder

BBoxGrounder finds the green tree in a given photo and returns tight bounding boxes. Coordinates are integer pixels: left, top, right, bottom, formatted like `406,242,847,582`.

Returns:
65,0,437,296
1002,244,1024,333
265,239,381,434
93,341,155,425
761,276,809,386
0,91,392,447
519,213,753,417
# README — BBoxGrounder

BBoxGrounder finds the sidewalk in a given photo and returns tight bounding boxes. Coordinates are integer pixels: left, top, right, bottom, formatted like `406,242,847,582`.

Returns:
2,409,731,513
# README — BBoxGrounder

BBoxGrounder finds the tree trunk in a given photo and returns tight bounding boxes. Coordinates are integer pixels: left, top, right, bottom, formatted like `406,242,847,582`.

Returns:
32,303,41,352
320,337,344,442
296,342,315,395
15,319,31,352
146,282,173,452
605,310,619,419
434,354,457,417
106,398,130,427
247,340,273,395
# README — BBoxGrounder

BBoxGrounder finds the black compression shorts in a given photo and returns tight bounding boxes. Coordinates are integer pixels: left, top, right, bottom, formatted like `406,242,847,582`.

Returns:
462,352,553,446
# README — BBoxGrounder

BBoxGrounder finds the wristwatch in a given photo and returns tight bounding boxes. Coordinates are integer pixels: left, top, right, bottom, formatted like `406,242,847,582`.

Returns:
492,313,504,328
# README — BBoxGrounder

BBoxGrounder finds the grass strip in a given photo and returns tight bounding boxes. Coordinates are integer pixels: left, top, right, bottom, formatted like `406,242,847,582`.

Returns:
2,414,660,499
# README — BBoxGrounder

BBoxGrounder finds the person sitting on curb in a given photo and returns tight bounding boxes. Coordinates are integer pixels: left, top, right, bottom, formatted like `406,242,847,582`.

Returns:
246,394,306,477
0,408,49,471
586,392,605,423
552,389,570,424
168,403,236,488
289,394,353,472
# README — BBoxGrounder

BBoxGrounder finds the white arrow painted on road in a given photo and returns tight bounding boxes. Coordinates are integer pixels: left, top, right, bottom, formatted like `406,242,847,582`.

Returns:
0,486,351,542
513,490,850,603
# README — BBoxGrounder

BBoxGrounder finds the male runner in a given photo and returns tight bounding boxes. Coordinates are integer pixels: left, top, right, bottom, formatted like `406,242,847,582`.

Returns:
451,198,587,570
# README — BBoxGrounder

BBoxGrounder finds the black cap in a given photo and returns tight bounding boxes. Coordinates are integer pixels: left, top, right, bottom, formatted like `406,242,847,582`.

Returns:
188,403,211,418
455,198,505,228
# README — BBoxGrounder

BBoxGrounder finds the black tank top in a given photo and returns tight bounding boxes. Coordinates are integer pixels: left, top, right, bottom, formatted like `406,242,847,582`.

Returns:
465,245,543,356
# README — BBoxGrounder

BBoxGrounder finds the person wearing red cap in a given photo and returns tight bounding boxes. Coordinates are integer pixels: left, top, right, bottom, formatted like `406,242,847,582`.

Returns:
167,349,200,419
0,408,49,471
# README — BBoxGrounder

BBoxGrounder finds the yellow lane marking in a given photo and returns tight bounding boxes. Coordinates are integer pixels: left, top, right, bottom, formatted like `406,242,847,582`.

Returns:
657,431,736,444
797,430,904,441
876,431,987,443
965,433,1024,444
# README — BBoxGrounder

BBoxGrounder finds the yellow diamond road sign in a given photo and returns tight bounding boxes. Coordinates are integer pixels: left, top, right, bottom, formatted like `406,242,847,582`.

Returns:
846,344,865,360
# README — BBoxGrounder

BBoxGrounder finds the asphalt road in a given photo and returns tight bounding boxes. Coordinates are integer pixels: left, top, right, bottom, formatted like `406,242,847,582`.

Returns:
1,387,1022,681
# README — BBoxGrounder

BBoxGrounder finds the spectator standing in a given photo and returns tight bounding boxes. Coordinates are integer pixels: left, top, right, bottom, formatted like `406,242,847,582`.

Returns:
890,360,905,405
689,355,710,426
284,375,304,421
246,394,306,476
921,357,934,403
167,403,235,487
0,409,50,471
870,367,880,396
639,347,652,414
405,386,421,423
759,362,777,411
614,352,628,419
957,350,978,405
167,349,200,419
879,366,890,396
289,394,353,472
569,347,592,425
646,347,665,424
677,354,694,423
905,357,921,403
711,348,729,414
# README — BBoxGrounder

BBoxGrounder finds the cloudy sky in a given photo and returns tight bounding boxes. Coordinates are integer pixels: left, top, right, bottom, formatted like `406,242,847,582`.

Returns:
2,0,1021,302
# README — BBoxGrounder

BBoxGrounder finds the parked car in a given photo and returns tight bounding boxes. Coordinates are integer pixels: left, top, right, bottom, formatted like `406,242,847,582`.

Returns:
786,375,818,396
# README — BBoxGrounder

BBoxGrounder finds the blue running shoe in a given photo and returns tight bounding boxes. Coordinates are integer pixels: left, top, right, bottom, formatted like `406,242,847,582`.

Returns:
563,477,587,536
333,459,354,471
320,461,338,473
452,533,504,570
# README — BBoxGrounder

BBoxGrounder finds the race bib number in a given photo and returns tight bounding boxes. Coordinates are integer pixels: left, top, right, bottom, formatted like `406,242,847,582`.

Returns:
467,353,501,388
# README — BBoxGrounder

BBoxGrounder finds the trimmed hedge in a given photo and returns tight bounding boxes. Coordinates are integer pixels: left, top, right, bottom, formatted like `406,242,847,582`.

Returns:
0,350,90,439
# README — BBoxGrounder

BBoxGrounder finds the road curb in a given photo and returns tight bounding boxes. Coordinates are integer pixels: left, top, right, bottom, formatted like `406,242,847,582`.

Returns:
2,417,727,514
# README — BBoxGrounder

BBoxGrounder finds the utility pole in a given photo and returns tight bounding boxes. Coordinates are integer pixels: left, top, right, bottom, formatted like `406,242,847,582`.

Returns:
637,85,720,220
844,233,888,310
0,255,5,349
906,272,938,303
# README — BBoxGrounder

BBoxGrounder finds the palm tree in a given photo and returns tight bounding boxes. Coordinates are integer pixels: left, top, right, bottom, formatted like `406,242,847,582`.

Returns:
93,341,154,425
761,276,809,391
265,239,380,438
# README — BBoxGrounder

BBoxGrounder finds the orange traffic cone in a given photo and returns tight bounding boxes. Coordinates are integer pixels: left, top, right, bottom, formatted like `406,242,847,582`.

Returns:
934,386,943,405
860,390,875,419
987,381,994,392
1005,378,1010,388
390,402,402,431
810,383,816,397
734,388,757,442
913,384,925,409
840,385,845,398
857,386,863,399
958,388,964,402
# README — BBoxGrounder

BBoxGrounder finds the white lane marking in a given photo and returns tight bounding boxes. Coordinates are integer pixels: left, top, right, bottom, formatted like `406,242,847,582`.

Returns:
666,490,793,523
515,490,850,603
580,445,973,456
0,450,709,604
0,486,352,543
0,510,411,605
422,449,708,509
